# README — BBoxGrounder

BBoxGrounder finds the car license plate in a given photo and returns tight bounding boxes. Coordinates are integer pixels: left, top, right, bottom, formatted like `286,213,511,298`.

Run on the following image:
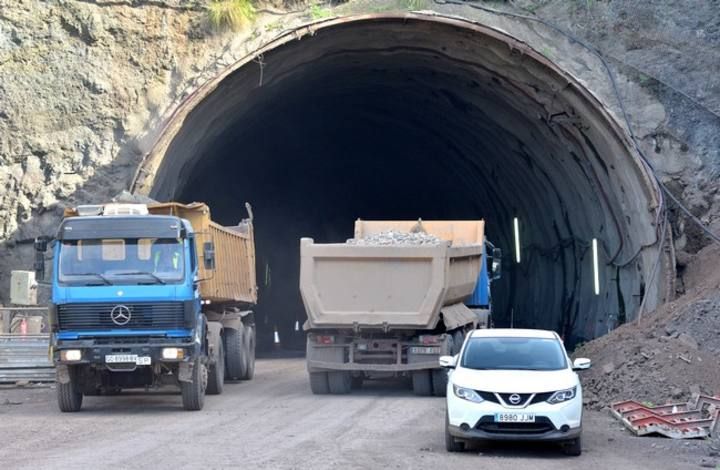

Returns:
105,354,151,366
410,346,441,355
495,413,536,423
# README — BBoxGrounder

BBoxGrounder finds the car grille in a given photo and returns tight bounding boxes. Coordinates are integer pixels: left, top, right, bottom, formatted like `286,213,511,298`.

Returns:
57,302,186,330
475,416,556,434
476,390,555,406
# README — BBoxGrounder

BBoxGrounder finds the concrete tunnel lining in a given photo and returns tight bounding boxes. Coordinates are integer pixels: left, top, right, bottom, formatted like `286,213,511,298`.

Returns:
131,14,670,348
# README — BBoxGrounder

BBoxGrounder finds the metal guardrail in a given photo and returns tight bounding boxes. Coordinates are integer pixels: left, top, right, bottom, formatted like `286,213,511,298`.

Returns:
0,334,54,384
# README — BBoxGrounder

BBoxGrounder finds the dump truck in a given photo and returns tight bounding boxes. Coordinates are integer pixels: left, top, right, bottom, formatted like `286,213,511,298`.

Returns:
300,220,501,396
34,202,257,411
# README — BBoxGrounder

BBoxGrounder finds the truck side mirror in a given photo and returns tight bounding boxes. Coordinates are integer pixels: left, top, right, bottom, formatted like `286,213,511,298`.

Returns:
203,241,216,270
491,247,502,280
34,237,48,281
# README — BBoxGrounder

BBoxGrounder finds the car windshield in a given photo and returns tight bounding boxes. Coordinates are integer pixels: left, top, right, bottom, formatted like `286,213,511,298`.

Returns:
58,238,184,285
461,336,567,371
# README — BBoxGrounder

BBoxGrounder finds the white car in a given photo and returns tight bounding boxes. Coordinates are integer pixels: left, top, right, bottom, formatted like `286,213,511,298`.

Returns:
441,328,591,456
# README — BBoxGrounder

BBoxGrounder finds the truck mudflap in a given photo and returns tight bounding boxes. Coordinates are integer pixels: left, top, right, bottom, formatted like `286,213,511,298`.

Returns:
56,364,71,384
178,361,194,383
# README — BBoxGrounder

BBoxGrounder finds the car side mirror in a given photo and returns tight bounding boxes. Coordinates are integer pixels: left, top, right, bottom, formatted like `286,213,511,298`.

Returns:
573,358,591,371
491,247,502,280
439,355,457,369
203,242,215,270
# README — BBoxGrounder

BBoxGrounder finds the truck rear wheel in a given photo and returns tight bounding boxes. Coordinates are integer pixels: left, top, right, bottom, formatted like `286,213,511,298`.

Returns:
328,371,352,394
239,323,255,380
432,369,448,396
207,338,225,395
224,326,248,380
309,371,330,394
181,359,207,411
57,366,83,412
412,370,432,396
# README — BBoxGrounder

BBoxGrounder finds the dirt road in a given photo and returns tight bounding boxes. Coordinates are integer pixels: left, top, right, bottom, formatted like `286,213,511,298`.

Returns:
0,358,711,469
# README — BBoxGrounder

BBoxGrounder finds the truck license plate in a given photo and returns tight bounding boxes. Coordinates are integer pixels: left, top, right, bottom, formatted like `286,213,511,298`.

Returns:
105,354,151,366
410,346,441,355
495,413,536,423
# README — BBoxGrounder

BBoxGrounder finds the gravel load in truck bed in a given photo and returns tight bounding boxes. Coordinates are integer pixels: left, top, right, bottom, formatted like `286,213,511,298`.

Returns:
346,230,442,246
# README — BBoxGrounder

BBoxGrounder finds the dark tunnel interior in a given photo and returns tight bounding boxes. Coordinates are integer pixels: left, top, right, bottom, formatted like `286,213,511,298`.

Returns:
143,16,667,351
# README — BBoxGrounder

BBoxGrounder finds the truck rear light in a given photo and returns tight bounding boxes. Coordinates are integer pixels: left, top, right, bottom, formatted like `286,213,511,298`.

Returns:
315,335,335,345
420,335,442,345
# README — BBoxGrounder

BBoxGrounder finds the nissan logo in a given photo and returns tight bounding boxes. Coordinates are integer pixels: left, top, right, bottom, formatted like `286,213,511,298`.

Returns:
509,393,522,405
110,305,132,326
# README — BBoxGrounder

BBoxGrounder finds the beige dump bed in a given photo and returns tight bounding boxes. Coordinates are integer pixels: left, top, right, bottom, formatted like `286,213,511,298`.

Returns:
148,202,257,305
300,220,484,330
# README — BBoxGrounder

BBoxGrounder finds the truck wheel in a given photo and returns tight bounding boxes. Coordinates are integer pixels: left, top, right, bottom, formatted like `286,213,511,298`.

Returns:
309,372,330,394
57,366,83,412
181,359,207,411
432,369,448,397
224,326,248,380
445,414,465,452
328,371,352,394
239,324,256,380
207,338,225,395
452,330,466,354
412,370,432,396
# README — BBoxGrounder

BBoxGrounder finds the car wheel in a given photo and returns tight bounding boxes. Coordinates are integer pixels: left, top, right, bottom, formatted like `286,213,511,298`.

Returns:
562,435,582,456
445,414,465,452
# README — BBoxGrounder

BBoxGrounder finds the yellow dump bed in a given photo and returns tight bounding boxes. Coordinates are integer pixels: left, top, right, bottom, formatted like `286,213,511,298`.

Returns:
148,202,257,305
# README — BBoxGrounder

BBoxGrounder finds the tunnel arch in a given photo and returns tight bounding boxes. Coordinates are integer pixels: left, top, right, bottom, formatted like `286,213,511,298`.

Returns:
131,13,671,347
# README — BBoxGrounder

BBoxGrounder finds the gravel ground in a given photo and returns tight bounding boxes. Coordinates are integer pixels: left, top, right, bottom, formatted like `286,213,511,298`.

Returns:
0,358,712,470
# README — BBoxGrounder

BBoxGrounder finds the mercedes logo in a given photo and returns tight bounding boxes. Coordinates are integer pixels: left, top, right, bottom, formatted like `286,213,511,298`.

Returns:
509,393,522,405
110,305,132,326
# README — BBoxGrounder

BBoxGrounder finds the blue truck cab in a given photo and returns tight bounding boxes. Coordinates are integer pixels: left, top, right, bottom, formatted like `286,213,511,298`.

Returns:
37,202,256,412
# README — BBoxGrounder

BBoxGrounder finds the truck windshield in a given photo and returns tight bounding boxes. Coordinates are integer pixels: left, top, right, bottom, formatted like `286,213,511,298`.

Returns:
461,337,567,371
58,238,184,285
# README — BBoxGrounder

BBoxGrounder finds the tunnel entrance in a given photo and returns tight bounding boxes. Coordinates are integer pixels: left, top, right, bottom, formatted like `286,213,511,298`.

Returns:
132,14,670,350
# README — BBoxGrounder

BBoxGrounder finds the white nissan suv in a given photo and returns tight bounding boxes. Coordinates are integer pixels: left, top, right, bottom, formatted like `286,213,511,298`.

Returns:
441,329,591,456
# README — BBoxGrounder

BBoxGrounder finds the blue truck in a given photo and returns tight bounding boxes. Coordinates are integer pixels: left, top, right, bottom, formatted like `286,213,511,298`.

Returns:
35,202,258,411
300,220,500,396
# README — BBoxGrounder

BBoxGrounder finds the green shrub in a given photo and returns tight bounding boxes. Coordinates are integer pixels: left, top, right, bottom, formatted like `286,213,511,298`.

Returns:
208,0,256,31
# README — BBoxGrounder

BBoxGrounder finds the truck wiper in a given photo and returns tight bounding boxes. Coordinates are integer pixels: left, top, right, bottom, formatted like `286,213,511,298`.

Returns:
73,272,113,285
114,271,166,285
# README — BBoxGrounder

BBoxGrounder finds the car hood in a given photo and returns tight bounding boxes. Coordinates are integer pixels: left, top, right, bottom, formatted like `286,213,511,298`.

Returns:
450,367,577,393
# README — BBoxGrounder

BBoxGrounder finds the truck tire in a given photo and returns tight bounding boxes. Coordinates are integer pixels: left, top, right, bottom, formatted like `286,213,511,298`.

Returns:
207,337,225,395
432,369,448,397
181,359,207,411
309,371,330,394
239,323,255,380
224,326,248,380
452,330,466,354
412,370,432,396
328,371,352,394
57,366,83,412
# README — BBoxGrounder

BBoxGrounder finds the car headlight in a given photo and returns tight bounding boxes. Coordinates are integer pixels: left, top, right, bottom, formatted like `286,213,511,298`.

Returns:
453,385,484,403
547,386,577,404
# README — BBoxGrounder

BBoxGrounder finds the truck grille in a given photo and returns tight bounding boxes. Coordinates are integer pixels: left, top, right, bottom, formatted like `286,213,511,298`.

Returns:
57,302,186,330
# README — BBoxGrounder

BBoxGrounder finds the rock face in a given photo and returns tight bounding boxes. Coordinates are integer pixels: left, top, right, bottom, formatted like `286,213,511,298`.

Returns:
0,0,718,303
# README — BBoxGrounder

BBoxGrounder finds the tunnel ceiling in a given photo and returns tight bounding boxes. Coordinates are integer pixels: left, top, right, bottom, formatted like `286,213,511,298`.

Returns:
132,14,670,346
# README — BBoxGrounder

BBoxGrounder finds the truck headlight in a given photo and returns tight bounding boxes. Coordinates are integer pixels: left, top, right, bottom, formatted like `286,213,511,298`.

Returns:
61,349,82,361
453,385,484,403
547,386,577,404
162,348,184,360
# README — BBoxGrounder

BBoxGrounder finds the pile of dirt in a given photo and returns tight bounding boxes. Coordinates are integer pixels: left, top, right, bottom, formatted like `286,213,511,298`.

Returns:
574,244,720,410
347,230,442,246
